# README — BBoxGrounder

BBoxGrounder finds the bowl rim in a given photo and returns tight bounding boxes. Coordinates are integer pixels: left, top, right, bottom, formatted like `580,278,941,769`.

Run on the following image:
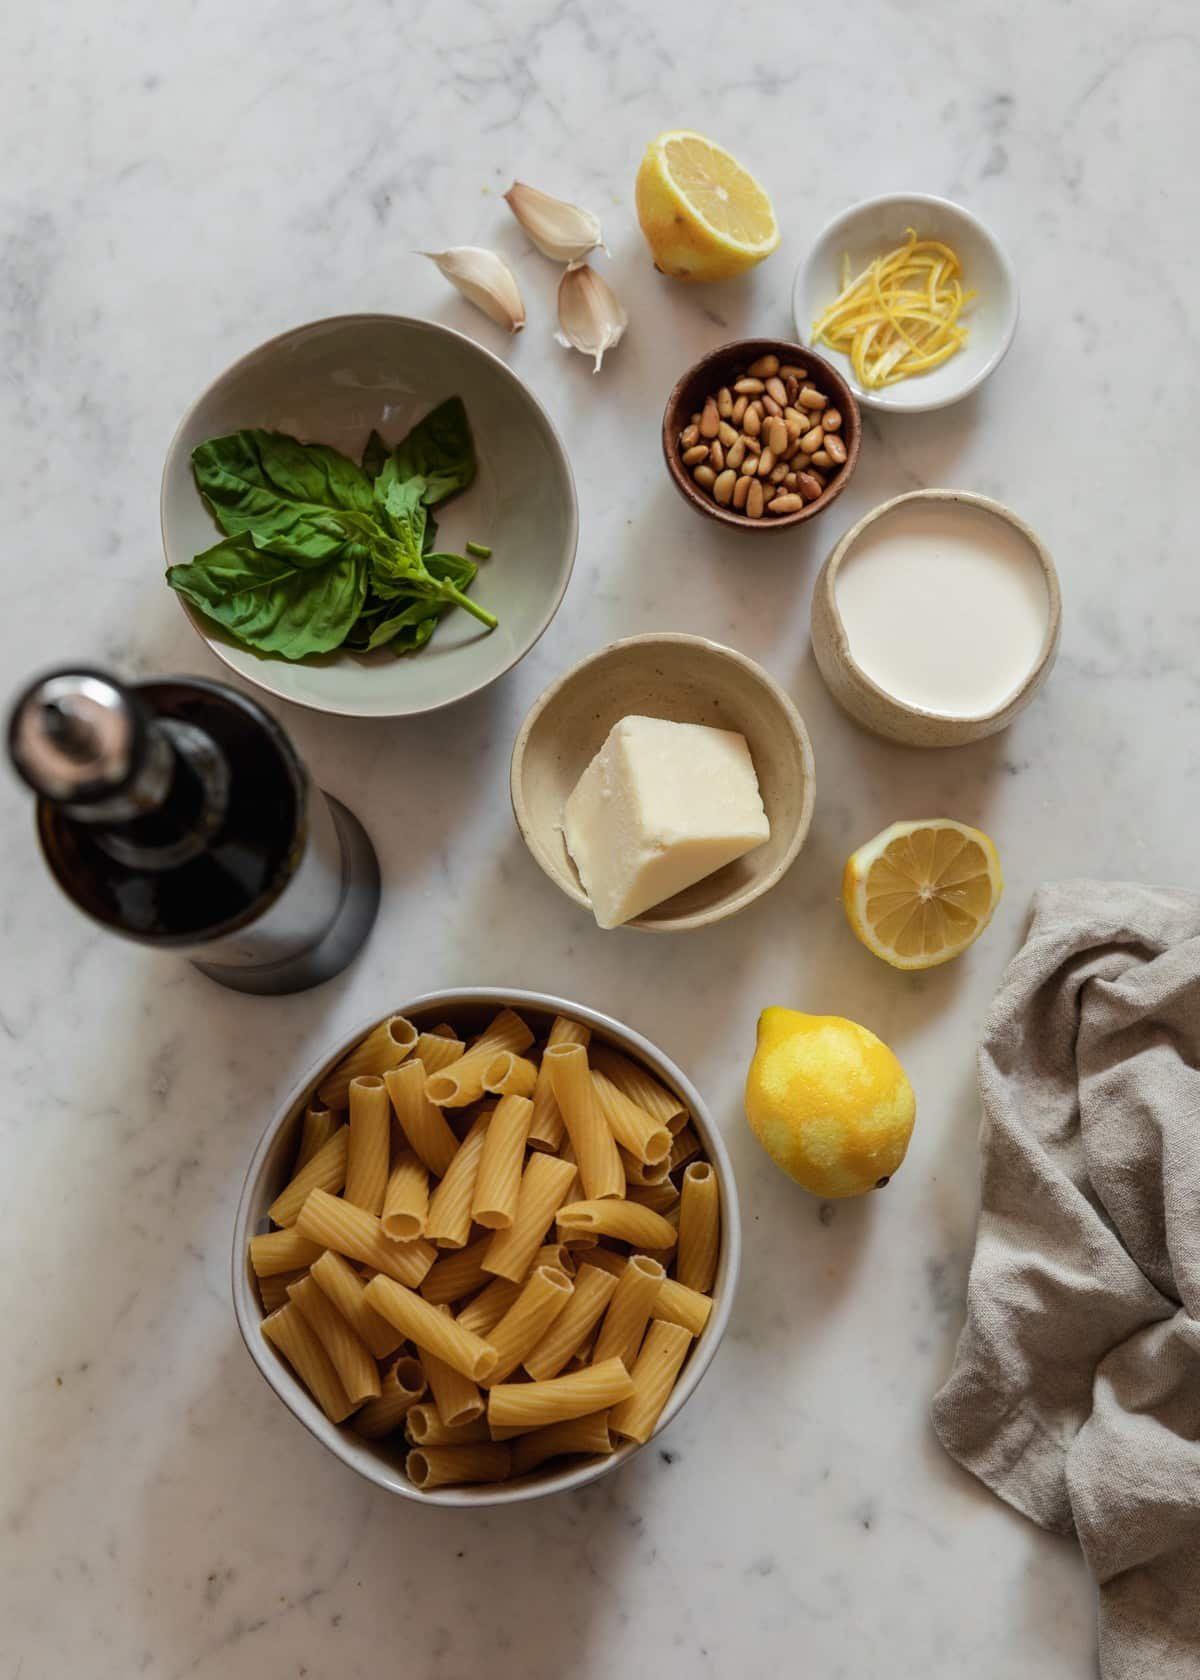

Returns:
509,631,817,931
231,986,743,1507
815,488,1062,727
792,191,1020,413
160,312,580,720
661,337,860,530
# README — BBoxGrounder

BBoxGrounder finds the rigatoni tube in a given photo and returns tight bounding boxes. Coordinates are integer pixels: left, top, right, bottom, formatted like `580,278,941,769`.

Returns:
296,1187,436,1288
545,1043,624,1200
609,1320,693,1443
364,1274,498,1382
488,1357,635,1434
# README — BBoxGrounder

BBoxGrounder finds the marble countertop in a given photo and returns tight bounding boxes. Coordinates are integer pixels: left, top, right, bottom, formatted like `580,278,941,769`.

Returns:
4,2,1197,1674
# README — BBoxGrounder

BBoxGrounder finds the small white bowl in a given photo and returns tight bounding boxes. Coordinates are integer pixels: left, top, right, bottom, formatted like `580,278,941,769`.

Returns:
793,193,1019,413
232,988,741,1506
162,315,578,719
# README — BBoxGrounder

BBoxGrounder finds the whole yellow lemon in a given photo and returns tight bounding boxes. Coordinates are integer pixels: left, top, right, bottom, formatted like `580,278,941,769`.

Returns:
744,1008,916,1199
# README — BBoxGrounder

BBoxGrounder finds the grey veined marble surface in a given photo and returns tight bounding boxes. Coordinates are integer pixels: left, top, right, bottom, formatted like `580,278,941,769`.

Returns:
3,1,1197,1675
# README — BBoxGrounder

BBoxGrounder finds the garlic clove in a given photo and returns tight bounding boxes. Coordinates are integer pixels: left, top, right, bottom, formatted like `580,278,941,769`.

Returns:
421,247,525,333
503,181,605,268
555,265,628,373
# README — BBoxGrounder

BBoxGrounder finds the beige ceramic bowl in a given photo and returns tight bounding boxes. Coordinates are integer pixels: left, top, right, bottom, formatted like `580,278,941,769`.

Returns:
232,988,741,1507
161,315,577,719
810,489,1061,747
510,634,816,931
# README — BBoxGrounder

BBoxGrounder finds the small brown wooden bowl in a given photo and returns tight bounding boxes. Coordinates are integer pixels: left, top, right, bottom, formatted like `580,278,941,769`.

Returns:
662,338,861,532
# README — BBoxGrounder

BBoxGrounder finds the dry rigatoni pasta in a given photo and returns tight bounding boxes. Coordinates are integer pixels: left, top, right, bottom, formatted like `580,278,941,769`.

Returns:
344,1076,391,1215
296,1188,436,1288
609,1321,693,1443
295,1105,339,1171
482,1264,574,1385
288,1274,381,1406
420,1234,494,1306
381,1151,428,1241
591,1070,671,1166
405,1406,491,1446
364,1274,498,1382
268,1124,350,1227
483,1153,577,1282
310,1249,406,1360
592,1254,665,1372
249,1226,323,1278
425,1010,534,1108
488,1357,635,1434
482,1052,538,1099
317,1015,418,1109
262,1302,355,1423
384,1060,460,1178
406,1444,511,1489
510,1410,613,1475
425,1112,490,1248
676,1161,720,1293
589,1044,688,1131
471,1094,533,1229
556,1198,677,1251
545,1043,624,1201
527,1016,589,1152
354,1355,427,1439
455,1276,521,1336
523,1263,618,1382
251,1003,721,1493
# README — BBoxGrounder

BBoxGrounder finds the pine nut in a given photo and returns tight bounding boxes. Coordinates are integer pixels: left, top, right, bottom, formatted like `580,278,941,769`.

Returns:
731,396,748,426
824,434,847,464
822,408,842,432
732,474,753,510
761,394,783,418
726,436,746,471
796,471,823,500
768,493,804,515
784,472,798,489
718,420,738,448
765,376,788,407
693,464,716,489
743,406,762,437
682,444,709,465
680,424,699,448
808,467,828,487
709,440,725,471
799,428,825,454
770,462,789,484
717,387,733,420
690,411,702,426
781,438,801,461
762,484,777,506
742,435,761,456
713,468,737,506
746,479,765,518
784,375,800,405
809,449,833,468
700,399,720,437
746,354,780,378
733,377,765,395
756,447,776,477
767,417,788,455
778,364,807,379
798,386,827,411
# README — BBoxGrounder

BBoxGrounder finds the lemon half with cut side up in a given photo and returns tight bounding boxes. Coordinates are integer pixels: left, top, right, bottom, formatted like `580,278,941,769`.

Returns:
842,819,1003,970
635,130,780,283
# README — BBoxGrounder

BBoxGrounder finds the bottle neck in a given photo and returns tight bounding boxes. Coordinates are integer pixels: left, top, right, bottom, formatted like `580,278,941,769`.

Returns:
89,718,231,871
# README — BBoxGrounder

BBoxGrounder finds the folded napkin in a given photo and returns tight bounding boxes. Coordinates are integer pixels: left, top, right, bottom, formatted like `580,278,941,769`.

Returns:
932,881,1200,1679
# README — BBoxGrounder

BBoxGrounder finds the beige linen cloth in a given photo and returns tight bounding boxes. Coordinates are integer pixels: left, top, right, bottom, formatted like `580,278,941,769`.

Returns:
932,881,1200,1677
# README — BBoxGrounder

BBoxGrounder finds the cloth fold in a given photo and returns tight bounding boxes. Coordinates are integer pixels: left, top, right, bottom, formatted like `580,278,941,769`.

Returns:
932,880,1200,1678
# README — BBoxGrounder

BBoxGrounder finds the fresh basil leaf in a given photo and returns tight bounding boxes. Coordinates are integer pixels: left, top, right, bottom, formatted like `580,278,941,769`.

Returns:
424,551,477,592
361,428,389,482
373,467,428,551
364,598,440,651
422,508,438,554
193,431,373,561
166,536,366,659
362,555,479,652
386,397,476,506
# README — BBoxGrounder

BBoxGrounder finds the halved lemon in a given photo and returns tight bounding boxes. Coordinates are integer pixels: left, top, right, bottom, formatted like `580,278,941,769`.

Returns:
842,819,1003,970
635,130,780,282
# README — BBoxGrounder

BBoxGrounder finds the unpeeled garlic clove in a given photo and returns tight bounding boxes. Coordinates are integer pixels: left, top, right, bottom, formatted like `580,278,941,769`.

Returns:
421,247,525,333
503,181,605,267
555,265,627,373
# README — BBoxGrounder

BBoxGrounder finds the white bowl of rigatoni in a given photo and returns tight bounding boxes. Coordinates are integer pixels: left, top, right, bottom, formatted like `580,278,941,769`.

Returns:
233,988,741,1505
